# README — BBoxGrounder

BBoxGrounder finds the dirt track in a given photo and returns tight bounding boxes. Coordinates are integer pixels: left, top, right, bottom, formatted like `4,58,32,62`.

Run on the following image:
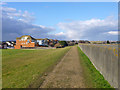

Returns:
40,46,86,88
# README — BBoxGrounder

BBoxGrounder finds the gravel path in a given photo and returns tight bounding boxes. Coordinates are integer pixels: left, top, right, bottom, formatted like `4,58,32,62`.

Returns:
40,46,86,88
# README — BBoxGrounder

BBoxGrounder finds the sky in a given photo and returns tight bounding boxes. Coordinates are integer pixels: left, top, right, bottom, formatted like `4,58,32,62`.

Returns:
1,2,119,41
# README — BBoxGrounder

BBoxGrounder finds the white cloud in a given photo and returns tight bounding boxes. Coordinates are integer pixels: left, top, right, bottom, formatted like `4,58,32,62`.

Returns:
2,5,58,41
7,12,21,17
2,15,58,41
2,6,34,23
2,7,16,12
57,16,118,40
107,31,120,35
2,4,118,41
0,2,7,5
55,32,65,36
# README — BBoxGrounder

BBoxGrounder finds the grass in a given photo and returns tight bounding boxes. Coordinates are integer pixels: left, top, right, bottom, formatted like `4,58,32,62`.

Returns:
2,47,71,88
77,46,113,88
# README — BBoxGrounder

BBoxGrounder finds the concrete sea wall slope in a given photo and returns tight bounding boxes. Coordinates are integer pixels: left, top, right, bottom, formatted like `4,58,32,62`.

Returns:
79,44,118,88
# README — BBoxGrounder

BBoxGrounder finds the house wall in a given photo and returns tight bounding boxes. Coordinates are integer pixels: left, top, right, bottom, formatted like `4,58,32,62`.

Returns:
14,45,21,49
14,40,35,49
37,40,48,46
78,44,118,88
37,40,43,45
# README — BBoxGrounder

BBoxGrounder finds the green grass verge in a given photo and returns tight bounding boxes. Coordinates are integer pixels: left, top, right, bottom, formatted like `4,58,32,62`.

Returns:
77,46,113,88
2,47,71,88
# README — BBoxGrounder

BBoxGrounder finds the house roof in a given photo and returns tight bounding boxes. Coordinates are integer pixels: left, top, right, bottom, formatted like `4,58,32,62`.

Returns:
16,35,36,40
36,39,44,40
36,38,50,40
16,35,58,41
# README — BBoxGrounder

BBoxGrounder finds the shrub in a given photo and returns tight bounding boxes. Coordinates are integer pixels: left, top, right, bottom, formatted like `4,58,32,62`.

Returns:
59,41,68,47
54,43,62,48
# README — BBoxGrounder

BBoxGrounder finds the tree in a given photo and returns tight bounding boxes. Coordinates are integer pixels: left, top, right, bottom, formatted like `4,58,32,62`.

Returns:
54,43,62,48
49,42,55,47
59,41,68,47
107,40,110,44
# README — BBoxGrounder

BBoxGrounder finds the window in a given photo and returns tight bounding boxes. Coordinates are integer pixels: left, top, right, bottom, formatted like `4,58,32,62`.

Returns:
27,40,30,43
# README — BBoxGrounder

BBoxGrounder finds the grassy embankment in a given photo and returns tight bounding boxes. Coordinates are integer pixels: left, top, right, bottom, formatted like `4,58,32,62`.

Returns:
2,47,71,88
77,46,113,88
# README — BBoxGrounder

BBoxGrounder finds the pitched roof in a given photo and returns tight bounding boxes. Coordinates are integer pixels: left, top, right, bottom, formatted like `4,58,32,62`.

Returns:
16,35,58,41
36,39,43,40
36,38,49,40
16,35,36,40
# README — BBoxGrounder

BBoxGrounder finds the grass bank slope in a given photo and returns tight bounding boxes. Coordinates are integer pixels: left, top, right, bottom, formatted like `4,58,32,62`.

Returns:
77,46,113,88
2,47,70,88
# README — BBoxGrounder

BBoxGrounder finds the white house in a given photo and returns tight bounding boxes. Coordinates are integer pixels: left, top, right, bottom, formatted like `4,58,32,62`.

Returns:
37,39,48,46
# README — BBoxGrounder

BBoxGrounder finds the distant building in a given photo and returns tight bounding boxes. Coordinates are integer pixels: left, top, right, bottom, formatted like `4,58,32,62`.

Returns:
66,40,78,46
14,35,38,49
1,42,7,49
90,41,104,44
37,39,48,46
6,41,16,47
89,40,119,44
14,35,58,49
110,41,118,44
0,41,16,49
79,40,90,44
117,41,120,44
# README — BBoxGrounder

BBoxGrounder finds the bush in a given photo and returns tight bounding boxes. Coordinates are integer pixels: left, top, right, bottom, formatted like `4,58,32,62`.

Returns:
54,43,62,48
59,41,68,47
107,40,110,44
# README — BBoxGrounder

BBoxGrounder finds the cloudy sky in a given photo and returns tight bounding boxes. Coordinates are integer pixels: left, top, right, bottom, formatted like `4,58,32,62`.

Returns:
1,2,118,41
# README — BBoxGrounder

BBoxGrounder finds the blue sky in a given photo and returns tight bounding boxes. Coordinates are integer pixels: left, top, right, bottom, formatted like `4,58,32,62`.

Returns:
6,2,118,26
2,2,118,41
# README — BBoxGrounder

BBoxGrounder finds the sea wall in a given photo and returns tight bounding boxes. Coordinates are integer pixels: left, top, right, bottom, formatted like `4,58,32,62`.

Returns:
79,44,118,88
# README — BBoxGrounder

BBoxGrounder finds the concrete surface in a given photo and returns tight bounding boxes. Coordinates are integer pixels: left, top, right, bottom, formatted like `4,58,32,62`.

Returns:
79,44,118,88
